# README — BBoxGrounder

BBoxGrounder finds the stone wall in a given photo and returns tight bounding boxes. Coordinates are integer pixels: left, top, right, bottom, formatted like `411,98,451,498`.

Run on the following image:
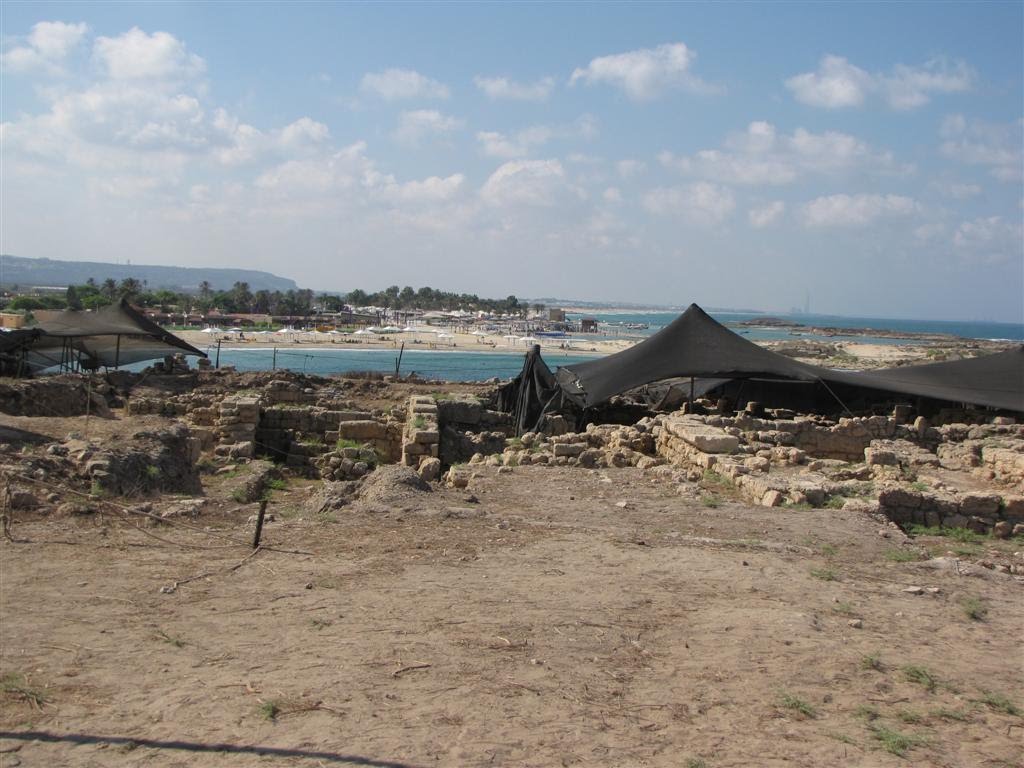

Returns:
401,396,440,468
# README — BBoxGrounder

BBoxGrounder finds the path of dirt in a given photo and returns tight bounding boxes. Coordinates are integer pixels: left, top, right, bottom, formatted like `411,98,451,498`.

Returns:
1,465,1022,767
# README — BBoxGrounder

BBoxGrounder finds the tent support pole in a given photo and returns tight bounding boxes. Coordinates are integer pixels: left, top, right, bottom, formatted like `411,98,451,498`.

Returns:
818,378,854,417
689,376,695,404
114,335,121,369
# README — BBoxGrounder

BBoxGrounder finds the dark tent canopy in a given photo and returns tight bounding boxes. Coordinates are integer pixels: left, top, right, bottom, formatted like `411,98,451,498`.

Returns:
556,304,824,409
4,299,206,374
495,345,566,434
836,347,1024,413
500,303,1022,432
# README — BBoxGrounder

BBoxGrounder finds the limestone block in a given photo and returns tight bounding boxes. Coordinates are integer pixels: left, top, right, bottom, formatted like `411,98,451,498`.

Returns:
337,420,385,441
553,442,587,457
878,488,922,509
1001,495,1024,518
411,429,440,445
418,457,442,482
761,489,785,507
664,417,739,454
959,492,1001,516
864,447,897,466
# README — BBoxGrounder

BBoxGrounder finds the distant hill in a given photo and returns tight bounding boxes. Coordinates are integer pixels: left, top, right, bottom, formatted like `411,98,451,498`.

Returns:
0,255,298,293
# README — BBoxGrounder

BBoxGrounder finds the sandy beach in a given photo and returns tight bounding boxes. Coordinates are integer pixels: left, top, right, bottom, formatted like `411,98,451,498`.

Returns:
178,328,638,358
178,327,943,369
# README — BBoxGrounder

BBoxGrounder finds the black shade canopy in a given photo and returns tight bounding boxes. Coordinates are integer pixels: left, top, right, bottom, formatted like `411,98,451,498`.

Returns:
500,304,1022,431
4,299,206,373
836,347,1024,412
557,304,822,408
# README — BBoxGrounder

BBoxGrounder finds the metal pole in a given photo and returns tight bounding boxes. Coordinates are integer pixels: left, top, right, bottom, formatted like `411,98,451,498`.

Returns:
690,376,695,403
395,341,405,378
114,335,121,369
215,339,221,368
272,347,277,370
252,498,268,549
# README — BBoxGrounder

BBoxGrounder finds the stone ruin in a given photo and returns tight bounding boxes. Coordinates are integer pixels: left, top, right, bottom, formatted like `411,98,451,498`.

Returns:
449,405,1022,538
1,370,1020,545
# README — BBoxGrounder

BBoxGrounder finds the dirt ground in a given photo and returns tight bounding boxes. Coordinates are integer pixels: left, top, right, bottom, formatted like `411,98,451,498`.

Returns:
2,453,1022,767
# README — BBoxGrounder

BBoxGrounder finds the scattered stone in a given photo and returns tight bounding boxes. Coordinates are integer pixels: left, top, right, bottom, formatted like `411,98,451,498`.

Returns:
901,586,924,595
848,619,863,629
417,457,442,482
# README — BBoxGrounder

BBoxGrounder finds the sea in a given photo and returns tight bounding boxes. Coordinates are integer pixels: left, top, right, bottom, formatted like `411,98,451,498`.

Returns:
185,310,1022,382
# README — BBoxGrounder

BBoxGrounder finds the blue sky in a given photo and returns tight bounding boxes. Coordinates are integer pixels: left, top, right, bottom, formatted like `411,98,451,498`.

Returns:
2,1,1021,321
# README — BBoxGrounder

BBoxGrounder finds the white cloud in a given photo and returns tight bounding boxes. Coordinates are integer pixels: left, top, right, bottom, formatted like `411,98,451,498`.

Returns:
473,75,555,101
785,55,872,108
393,110,463,147
643,182,735,225
951,216,1023,264
786,55,973,110
616,159,646,178
801,193,919,227
934,181,982,200
881,60,973,110
659,121,901,186
2,20,88,73
359,68,450,101
476,116,597,158
749,201,786,228
569,42,717,101
94,27,205,80
382,174,466,203
939,115,1022,182
603,186,623,203
279,117,330,149
480,159,573,207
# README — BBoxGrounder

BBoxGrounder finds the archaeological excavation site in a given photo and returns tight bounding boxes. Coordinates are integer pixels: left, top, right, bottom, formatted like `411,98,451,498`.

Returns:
1,309,1021,767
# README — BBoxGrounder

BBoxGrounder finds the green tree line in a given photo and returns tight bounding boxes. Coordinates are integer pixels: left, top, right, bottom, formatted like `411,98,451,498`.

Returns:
2,278,534,317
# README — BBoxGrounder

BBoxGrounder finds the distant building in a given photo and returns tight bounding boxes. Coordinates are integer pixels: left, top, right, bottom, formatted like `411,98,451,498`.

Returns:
580,317,598,333
548,308,566,322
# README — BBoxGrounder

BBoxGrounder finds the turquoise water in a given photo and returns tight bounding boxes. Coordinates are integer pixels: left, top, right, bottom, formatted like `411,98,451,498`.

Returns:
168,309,1021,381
191,348,598,381
575,311,1024,344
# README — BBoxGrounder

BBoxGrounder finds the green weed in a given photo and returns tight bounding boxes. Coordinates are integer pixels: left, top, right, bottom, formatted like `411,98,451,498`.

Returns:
930,707,970,722
701,494,720,508
871,724,924,757
961,597,987,621
824,496,846,509
259,700,281,720
902,665,938,692
156,629,185,648
885,548,920,562
0,673,48,709
779,692,816,718
860,653,884,672
810,567,838,581
976,692,1021,717
855,704,880,721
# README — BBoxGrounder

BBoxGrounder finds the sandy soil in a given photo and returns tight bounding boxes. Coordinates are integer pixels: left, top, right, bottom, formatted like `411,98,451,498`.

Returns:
2,463,1021,767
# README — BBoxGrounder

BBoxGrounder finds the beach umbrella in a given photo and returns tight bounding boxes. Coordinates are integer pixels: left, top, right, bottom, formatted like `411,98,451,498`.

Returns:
437,332,454,339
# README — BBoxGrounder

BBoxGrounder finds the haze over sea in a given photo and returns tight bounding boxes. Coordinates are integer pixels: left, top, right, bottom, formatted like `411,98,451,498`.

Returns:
185,310,1023,382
